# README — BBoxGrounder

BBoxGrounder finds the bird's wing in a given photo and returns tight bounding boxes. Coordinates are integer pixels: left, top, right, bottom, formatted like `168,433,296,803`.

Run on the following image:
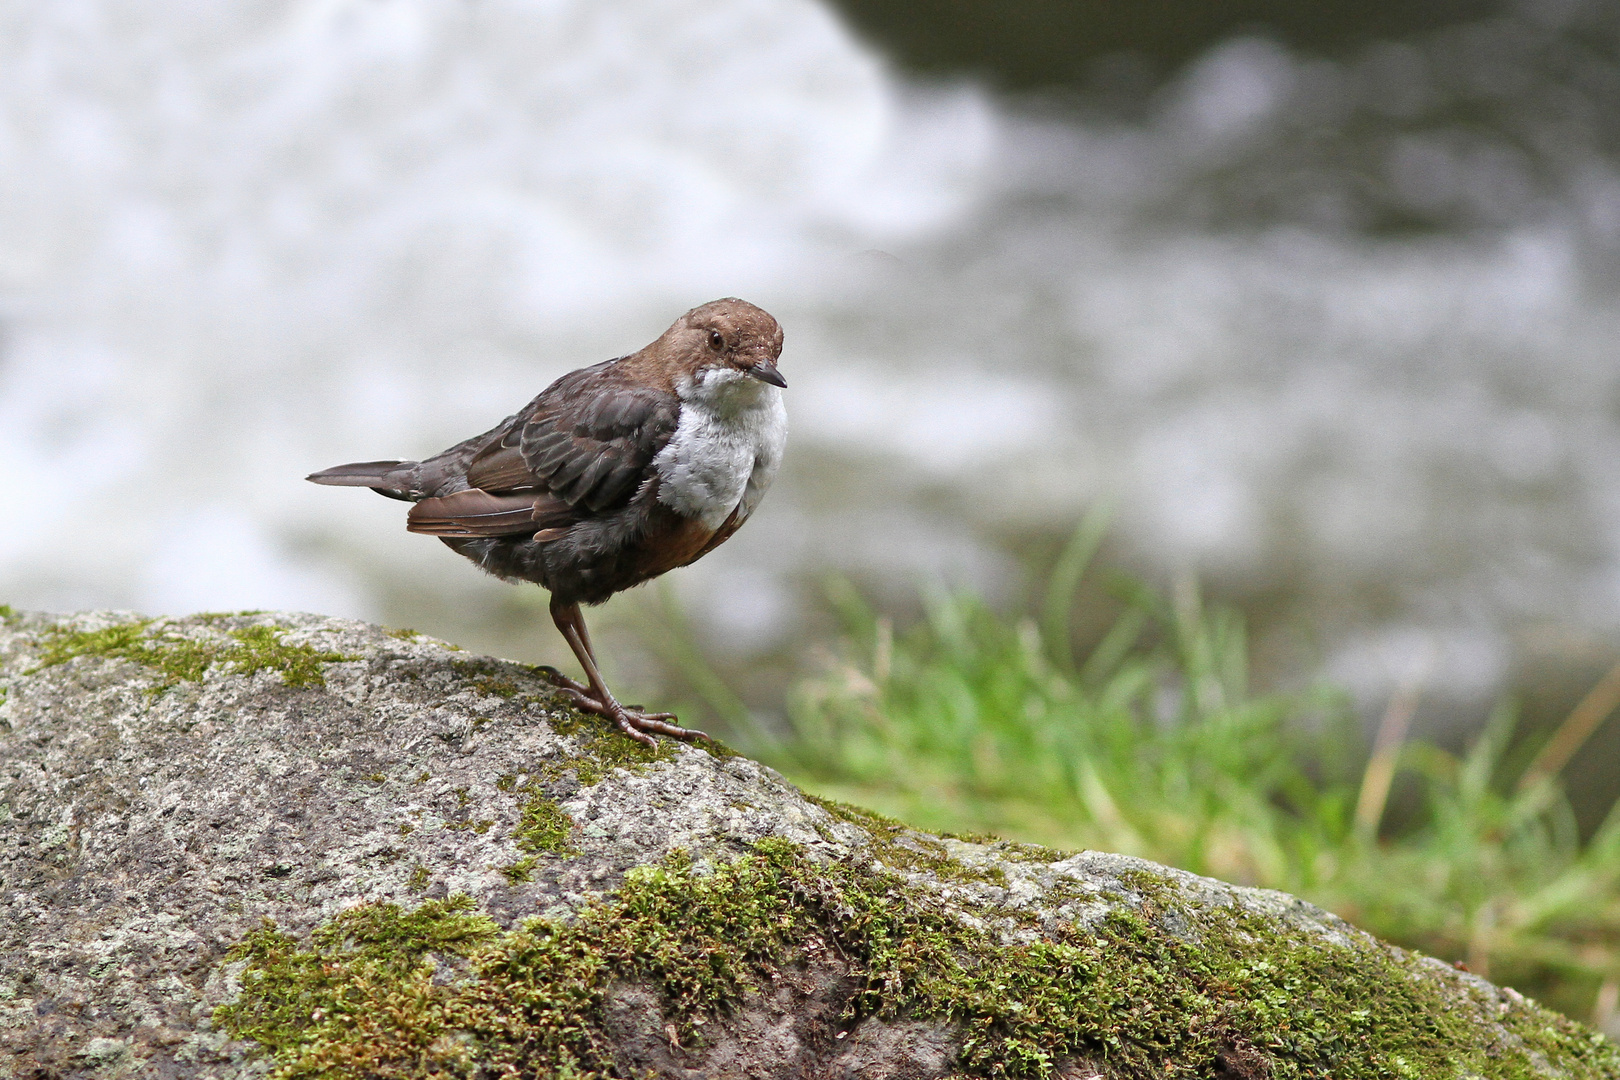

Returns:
405,488,577,537
465,360,678,512
406,360,678,539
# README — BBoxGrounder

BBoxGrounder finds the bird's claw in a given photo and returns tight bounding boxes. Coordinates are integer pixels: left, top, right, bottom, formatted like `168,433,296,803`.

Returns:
536,667,708,747
535,666,590,696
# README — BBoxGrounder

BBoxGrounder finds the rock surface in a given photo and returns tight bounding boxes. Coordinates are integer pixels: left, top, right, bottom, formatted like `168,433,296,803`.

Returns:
1,608,1616,1079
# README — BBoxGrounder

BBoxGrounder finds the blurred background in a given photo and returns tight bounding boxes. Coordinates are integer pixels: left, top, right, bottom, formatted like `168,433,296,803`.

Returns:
6,0,1620,1027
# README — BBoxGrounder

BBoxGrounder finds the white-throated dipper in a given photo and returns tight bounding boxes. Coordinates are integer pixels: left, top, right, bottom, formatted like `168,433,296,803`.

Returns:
308,298,786,746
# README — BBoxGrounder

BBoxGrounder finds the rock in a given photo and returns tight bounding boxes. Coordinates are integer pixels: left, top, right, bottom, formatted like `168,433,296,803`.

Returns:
0,607,1615,1079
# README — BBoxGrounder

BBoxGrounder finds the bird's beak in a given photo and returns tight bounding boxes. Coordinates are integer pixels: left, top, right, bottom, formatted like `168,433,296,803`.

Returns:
748,358,787,388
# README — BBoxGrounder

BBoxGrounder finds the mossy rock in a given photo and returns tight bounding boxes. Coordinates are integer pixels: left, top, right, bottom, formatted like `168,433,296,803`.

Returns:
0,610,1615,1079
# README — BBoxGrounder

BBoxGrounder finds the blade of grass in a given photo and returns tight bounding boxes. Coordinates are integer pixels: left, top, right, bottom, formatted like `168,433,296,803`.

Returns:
1519,656,1620,792
1041,503,1113,672
631,580,755,734
1354,649,1431,840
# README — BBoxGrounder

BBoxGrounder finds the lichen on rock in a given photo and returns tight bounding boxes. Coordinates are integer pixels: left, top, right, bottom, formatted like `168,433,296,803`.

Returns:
1,609,1616,1079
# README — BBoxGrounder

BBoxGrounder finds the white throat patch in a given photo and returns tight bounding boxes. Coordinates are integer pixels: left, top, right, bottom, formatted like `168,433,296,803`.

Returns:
653,367,787,530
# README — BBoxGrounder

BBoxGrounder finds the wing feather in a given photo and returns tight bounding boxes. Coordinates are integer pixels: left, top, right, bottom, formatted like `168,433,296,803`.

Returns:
407,490,569,537
404,357,680,539
463,443,536,493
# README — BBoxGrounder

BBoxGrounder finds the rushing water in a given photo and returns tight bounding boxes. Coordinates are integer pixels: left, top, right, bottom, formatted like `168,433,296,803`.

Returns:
4,0,1620,755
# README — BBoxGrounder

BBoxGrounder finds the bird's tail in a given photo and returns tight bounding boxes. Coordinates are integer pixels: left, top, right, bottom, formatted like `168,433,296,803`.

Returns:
306,460,420,502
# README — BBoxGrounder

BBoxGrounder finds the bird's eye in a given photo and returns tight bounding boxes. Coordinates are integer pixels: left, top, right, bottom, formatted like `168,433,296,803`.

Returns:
708,330,725,351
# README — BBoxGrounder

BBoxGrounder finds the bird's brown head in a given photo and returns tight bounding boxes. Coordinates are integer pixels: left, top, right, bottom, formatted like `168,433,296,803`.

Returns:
655,297,786,390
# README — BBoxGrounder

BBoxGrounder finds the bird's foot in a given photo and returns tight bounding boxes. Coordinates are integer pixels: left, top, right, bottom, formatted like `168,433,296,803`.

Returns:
536,667,708,748
534,666,591,697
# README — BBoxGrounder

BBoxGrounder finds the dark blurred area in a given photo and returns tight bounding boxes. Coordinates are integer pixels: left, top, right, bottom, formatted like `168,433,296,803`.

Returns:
827,0,1499,92
827,0,1620,236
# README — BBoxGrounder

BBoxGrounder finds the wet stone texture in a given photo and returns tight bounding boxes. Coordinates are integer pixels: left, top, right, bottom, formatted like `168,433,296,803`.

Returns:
0,609,1613,1080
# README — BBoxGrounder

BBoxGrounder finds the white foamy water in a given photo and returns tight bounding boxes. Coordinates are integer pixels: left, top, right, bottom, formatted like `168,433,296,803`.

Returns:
4,0,1620,719
0,0,989,617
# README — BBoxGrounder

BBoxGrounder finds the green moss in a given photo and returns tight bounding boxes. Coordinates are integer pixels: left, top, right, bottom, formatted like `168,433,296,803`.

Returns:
227,626,351,687
220,838,1614,1079
0,603,14,621
451,659,523,698
513,788,576,857
447,655,739,775
406,865,431,894
943,832,1072,864
215,897,498,1067
28,619,350,692
550,705,742,765
493,785,579,881
699,735,744,760
484,781,578,882
497,856,541,884
804,792,908,831
387,627,421,641
1499,997,1620,1073
807,793,1009,888
542,710,679,786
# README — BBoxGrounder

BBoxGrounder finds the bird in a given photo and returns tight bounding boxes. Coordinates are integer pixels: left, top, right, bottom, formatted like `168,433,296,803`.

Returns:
307,298,786,747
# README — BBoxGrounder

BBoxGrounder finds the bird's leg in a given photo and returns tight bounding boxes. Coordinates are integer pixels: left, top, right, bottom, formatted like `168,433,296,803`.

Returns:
531,606,608,700
539,599,708,747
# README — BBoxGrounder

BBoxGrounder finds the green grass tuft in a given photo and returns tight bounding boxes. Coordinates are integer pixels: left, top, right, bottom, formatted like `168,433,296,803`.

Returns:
762,535,1620,1027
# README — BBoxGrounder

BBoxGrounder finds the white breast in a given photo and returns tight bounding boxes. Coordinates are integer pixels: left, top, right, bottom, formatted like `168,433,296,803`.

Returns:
653,367,787,531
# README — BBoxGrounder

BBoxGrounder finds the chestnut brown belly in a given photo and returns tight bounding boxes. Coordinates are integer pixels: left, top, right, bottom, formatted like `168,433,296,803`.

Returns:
629,507,728,580
443,499,744,607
